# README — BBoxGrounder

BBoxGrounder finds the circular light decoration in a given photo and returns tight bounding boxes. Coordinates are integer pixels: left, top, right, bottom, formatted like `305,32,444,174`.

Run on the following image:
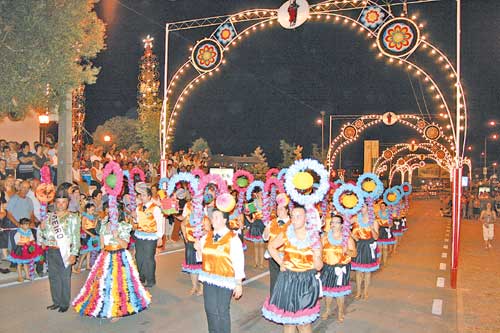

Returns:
397,158,406,166
383,149,393,160
383,186,402,206
401,182,412,196
342,125,357,140
356,173,384,199
191,38,223,73
214,22,236,46
424,124,441,140
277,0,310,29
360,6,385,29
354,119,364,129
382,111,398,126
377,17,420,58
284,159,329,206
333,183,365,216
417,119,427,129
436,150,446,159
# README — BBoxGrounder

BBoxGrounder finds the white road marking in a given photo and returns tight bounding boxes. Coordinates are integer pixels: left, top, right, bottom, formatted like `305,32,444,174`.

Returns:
432,299,443,315
0,275,48,289
157,248,184,256
440,263,446,270
443,244,448,249
436,277,445,288
441,252,448,258
243,271,270,285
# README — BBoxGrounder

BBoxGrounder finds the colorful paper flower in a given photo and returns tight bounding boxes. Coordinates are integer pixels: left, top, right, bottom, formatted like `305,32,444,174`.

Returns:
167,172,199,197
361,6,385,28
332,183,365,217
384,23,413,51
383,186,402,206
357,173,384,199
232,170,254,193
197,45,217,67
284,159,329,206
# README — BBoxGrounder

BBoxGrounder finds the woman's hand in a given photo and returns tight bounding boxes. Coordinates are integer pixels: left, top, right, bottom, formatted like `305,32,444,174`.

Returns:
233,284,243,299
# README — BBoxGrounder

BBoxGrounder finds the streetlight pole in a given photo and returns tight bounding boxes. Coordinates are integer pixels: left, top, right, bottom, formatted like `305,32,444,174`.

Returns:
484,136,488,180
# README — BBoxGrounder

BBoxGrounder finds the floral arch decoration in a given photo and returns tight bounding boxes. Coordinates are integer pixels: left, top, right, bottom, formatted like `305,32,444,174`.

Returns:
159,0,468,178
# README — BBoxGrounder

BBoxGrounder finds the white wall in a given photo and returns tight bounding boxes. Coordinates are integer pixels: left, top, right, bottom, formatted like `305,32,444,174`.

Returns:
0,111,40,144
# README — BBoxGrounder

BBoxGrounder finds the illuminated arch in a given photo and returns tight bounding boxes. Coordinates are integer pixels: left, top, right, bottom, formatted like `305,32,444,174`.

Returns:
160,0,468,166
387,153,445,186
373,142,453,175
326,113,454,170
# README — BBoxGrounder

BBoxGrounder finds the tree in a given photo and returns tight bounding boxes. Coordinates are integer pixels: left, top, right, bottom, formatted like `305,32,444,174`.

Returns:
191,138,211,154
311,143,322,161
93,116,140,150
248,146,269,180
279,140,296,168
294,145,303,161
0,0,105,117
137,36,161,162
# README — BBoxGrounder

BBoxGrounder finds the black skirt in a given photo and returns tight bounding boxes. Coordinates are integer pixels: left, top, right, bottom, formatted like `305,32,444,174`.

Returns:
182,241,201,274
351,239,379,272
378,226,396,245
81,228,97,246
321,263,352,297
244,219,265,242
262,269,321,325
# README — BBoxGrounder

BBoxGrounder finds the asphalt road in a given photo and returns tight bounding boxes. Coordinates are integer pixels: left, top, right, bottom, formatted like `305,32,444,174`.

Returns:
0,199,456,333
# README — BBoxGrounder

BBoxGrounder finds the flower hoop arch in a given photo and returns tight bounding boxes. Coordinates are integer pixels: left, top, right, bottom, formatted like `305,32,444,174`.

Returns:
356,172,384,199
246,180,265,201
383,186,402,206
262,177,285,225
401,182,413,196
129,167,146,183
284,159,329,206
191,168,205,179
265,168,279,180
158,177,169,190
198,173,228,196
264,177,285,194
332,183,365,216
102,161,124,197
232,170,254,193
277,168,288,181
167,172,199,197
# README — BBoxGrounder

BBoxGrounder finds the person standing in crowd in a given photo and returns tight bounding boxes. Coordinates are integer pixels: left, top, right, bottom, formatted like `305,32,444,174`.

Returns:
39,189,81,313
351,203,380,300
74,203,99,273
480,202,497,249
133,184,164,288
262,206,323,333
32,144,48,181
244,189,266,268
320,215,357,322
4,145,19,177
375,201,395,266
262,204,290,295
195,209,245,333
0,159,8,180
17,141,34,180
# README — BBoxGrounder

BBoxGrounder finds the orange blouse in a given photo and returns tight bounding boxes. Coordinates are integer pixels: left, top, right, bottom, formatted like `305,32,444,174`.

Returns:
202,230,235,278
351,215,374,240
82,215,97,230
282,225,315,272
322,234,350,265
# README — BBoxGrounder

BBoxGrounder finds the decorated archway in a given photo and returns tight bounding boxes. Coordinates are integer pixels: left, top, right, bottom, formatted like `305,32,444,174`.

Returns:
159,0,468,171
372,142,453,176
385,153,445,185
326,113,454,170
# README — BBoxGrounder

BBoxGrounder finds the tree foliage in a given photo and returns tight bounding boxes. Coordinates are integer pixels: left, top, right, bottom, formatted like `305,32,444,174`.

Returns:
279,140,296,168
191,138,211,154
311,143,322,161
0,0,106,118
93,116,140,150
248,146,269,180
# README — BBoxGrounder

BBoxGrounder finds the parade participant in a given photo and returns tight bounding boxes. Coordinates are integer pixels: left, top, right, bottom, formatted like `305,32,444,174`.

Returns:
376,202,395,266
180,195,204,296
262,206,323,333
7,218,43,282
351,203,379,300
244,190,265,268
72,210,151,322
262,204,290,295
74,203,99,273
133,184,164,288
195,208,245,333
391,202,403,254
320,215,356,322
39,189,81,312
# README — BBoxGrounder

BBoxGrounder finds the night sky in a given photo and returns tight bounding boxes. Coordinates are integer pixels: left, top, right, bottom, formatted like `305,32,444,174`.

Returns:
85,0,500,169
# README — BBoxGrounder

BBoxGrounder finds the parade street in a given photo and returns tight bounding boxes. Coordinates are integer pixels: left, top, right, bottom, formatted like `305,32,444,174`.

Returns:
0,199,484,333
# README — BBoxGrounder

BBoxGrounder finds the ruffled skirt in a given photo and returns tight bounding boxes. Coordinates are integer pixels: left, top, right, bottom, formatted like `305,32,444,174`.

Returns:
72,249,151,318
8,242,43,264
377,226,396,245
391,219,404,237
182,241,201,274
244,219,265,243
321,263,352,297
351,239,380,272
80,234,101,254
401,217,408,232
262,269,321,325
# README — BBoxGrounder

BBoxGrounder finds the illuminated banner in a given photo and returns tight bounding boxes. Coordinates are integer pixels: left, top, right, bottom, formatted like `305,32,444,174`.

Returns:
417,164,449,179
209,168,234,186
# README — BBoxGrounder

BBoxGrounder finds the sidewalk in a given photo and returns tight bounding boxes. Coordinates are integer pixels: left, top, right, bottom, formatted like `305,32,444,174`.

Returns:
457,218,500,333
